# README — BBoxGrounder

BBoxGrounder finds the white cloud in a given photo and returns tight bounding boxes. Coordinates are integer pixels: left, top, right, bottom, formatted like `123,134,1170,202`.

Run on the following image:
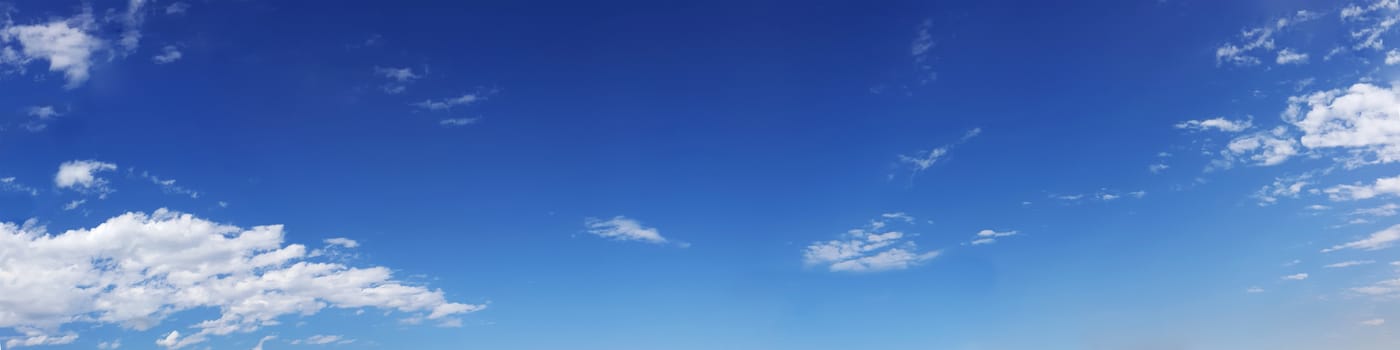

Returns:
1221,128,1299,167
1276,48,1309,64
804,215,939,272
1282,273,1309,280
1148,163,1169,174
1176,117,1253,132
324,237,359,248
134,170,200,199
374,66,421,94
439,118,479,127
5,328,78,348
251,335,274,350
152,45,181,64
1361,318,1387,326
1254,173,1314,206
0,12,104,88
119,0,148,54
1285,83,1400,164
27,105,59,119
1323,224,1400,252
0,177,40,196
1246,286,1265,293
970,229,1018,245
0,209,482,349
896,128,980,181
1325,174,1400,201
1326,260,1376,268
166,2,190,15
62,199,86,211
1389,49,1400,64
584,216,669,244
910,18,937,84
54,160,117,196
98,339,121,349
413,94,481,111
1353,203,1400,216
1343,0,1399,21
292,334,351,345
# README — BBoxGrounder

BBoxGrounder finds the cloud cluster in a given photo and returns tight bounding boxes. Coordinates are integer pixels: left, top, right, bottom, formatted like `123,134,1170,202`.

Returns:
803,214,940,272
0,209,481,349
0,11,104,88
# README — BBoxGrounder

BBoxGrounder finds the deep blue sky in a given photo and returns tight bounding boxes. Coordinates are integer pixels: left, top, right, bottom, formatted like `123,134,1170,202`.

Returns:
2,0,1400,349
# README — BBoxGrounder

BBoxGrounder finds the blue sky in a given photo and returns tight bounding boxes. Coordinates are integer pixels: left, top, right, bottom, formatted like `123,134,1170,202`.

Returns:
3,0,1400,349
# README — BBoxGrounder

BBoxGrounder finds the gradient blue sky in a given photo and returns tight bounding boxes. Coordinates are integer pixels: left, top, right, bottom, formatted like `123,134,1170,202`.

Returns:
3,0,1400,349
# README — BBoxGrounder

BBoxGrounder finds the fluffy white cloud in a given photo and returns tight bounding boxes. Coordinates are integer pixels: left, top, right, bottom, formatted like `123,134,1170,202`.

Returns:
0,209,482,349
1175,117,1252,132
584,216,669,244
1276,48,1309,64
1389,49,1400,64
1285,83,1400,164
1325,174,1400,201
54,160,117,196
1322,224,1400,252
1253,173,1314,206
0,13,104,88
804,214,939,272
152,45,182,64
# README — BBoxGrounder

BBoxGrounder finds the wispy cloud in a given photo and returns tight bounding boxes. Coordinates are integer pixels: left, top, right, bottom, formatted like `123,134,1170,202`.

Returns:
584,216,673,245
895,128,981,183
803,214,939,272
1322,224,1400,252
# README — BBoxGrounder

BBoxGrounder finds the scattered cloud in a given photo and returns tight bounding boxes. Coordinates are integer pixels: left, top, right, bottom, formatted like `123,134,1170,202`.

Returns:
1322,224,1400,252
324,237,359,248
165,2,190,15
1283,273,1310,280
374,66,422,94
895,128,980,182
1285,83,1400,165
1246,286,1265,293
1325,174,1400,201
292,334,352,345
413,93,482,111
152,45,181,64
1175,117,1252,132
0,11,104,88
803,214,939,272
583,216,670,244
1361,318,1387,326
1215,11,1318,66
1218,127,1300,167
133,170,199,199
54,160,117,197
0,177,40,196
1276,48,1309,64
251,335,274,350
910,18,937,84
62,199,85,211
0,209,482,349
1148,163,1170,174
1325,260,1376,268
97,339,121,349
1352,203,1400,216
970,229,1018,245
439,118,479,127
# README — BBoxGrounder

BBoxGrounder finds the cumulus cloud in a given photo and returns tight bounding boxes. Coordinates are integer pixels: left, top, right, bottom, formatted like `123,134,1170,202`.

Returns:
54,160,117,196
1285,83,1400,165
803,214,939,272
1322,224,1400,252
0,209,482,349
1175,117,1252,132
1325,174,1400,201
1221,127,1299,167
0,12,104,88
584,216,669,244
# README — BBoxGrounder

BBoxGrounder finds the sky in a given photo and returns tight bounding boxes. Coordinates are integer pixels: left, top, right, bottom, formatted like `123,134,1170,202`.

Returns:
3,0,1400,349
